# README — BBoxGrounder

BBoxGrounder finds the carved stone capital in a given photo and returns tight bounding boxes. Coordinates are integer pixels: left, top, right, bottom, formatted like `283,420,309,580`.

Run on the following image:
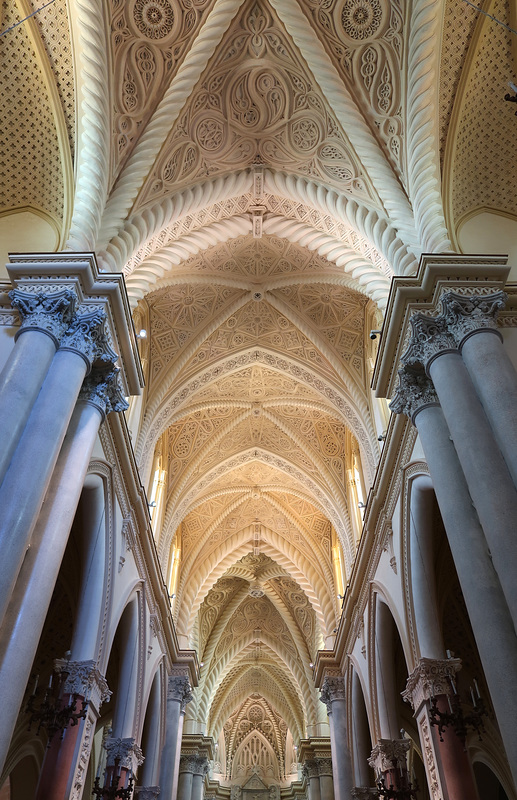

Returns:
303,759,320,779
368,739,410,774
105,737,144,771
320,675,346,714
402,313,457,372
193,755,210,776
351,789,378,799
402,657,462,711
53,659,111,710
316,757,333,777
179,754,198,774
441,290,506,346
134,788,160,800
167,675,193,711
389,366,439,424
79,365,129,420
9,288,77,346
60,308,118,371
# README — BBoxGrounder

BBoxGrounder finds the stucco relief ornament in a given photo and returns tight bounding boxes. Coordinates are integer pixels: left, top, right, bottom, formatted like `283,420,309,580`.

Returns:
133,0,174,39
320,675,346,714
401,313,457,372
316,757,333,776
9,288,77,346
79,366,129,420
368,739,410,773
179,754,198,774
54,658,112,709
402,657,462,712
304,759,320,779
341,0,383,40
389,367,439,425
60,309,118,371
440,290,507,346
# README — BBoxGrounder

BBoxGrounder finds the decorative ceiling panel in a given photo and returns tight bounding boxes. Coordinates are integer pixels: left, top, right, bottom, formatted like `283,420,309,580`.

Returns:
135,0,376,209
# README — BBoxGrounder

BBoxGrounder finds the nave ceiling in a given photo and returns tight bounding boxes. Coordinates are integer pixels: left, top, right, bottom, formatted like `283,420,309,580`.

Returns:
2,0,517,785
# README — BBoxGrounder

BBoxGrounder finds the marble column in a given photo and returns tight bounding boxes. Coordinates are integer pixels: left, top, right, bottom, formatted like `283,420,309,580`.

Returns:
368,740,412,794
0,288,76,485
34,660,111,800
159,674,193,800
0,366,127,775
0,307,117,628
351,672,372,789
320,676,353,800
303,760,321,800
403,312,517,627
191,755,210,800
316,757,334,800
441,290,517,488
177,755,196,800
403,658,480,800
390,366,517,784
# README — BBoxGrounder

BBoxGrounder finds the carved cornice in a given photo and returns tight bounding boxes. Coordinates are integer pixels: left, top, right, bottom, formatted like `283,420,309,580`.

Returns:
368,739,410,774
9,288,77,347
389,366,439,424
402,657,462,711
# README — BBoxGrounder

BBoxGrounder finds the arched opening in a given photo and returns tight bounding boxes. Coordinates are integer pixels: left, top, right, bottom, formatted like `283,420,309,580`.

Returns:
473,762,510,800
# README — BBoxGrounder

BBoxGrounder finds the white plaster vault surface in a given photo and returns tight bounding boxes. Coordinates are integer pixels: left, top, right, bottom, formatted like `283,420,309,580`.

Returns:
1,0,516,785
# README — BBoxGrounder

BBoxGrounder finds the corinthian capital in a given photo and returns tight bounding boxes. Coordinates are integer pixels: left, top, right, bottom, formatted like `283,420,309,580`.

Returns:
368,739,410,774
134,789,160,800
401,313,457,372
53,658,111,709
10,288,77,346
167,675,193,711
79,366,129,420
402,656,462,711
389,367,439,424
60,308,118,371
441,290,506,346
320,675,346,714
105,737,144,770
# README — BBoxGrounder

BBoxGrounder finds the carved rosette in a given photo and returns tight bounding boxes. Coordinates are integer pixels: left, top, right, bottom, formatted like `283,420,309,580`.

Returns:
368,739,410,774
401,313,457,372
105,737,144,770
441,290,506,346
53,659,112,710
60,308,118,371
320,674,346,714
402,657,462,711
167,675,193,712
389,366,439,424
79,365,129,420
134,787,160,800
9,288,77,346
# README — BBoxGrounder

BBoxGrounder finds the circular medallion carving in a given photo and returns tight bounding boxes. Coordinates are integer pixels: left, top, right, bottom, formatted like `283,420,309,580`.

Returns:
133,0,174,39
196,118,225,151
341,0,382,40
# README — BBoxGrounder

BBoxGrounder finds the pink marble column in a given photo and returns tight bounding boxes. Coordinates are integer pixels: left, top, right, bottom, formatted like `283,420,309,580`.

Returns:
404,658,480,800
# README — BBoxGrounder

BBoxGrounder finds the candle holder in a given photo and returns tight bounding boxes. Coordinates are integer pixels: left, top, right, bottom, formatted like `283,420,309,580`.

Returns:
25,659,88,744
428,676,487,745
92,758,135,800
375,774,418,799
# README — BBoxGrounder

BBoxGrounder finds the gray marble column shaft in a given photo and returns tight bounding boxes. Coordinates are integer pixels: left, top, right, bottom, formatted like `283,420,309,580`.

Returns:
414,403,517,784
320,682,353,800
177,763,194,800
0,350,88,626
0,288,76,486
159,677,192,800
0,399,104,774
191,760,208,800
461,330,517,487
308,774,322,800
428,351,517,625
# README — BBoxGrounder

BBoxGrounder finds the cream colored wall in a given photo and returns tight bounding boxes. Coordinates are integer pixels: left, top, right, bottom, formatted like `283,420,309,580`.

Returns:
458,211,517,280
0,212,58,279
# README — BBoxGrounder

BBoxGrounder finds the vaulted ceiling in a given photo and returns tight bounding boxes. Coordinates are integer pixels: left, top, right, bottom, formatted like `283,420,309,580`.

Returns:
3,0,517,786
